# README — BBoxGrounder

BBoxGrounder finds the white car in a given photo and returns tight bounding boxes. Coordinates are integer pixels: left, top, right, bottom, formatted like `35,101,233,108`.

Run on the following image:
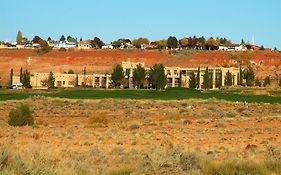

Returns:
11,82,23,89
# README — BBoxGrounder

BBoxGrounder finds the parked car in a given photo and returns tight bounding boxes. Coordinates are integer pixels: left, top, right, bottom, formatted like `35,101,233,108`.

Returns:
11,82,23,89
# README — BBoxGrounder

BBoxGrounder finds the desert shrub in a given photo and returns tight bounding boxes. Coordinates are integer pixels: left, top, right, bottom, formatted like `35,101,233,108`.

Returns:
36,46,52,55
128,124,140,130
265,146,281,173
179,152,201,172
59,47,67,51
8,104,34,126
107,167,133,175
88,112,108,128
203,161,269,175
0,145,8,170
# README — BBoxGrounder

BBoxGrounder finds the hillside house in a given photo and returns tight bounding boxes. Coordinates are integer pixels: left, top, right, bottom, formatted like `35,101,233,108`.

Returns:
219,44,247,51
102,44,114,49
78,40,92,49
54,41,76,49
47,40,55,48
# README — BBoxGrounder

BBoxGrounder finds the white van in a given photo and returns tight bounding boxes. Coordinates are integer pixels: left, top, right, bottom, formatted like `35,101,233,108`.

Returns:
12,82,23,89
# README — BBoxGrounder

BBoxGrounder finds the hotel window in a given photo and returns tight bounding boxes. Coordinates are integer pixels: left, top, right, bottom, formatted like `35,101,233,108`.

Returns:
68,81,75,86
167,70,171,75
63,81,65,85
57,81,62,87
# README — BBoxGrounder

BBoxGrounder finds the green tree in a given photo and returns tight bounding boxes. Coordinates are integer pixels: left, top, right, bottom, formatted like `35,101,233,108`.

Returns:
244,67,255,86
19,67,23,83
16,31,23,44
238,67,243,85
263,76,271,87
132,38,150,48
225,71,233,86
111,64,125,88
188,72,197,89
148,64,167,90
75,74,79,87
260,45,265,51
132,64,146,88
255,79,261,87
155,39,167,49
203,67,211,89
196,67,200,89
22,70,31,88
47,72,55,89
60,35,66,42
91,37,105,48
167,36,178,49
206,38,218,50
112,40,122,48
10,68,13,86
83,67,87,87
216,71,222,88
241,39,245,45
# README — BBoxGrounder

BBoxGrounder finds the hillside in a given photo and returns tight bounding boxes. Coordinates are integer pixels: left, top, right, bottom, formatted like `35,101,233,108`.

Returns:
0,49,280,85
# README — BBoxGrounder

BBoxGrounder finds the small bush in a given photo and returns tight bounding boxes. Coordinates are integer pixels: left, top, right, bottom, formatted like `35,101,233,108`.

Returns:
88,112,108,128
0,145,8,170
107,167,133,175
8,104,34,126
179,152,201,171
265,146,281,173
59,47,67,51
203,161,269,175
36,46,52,55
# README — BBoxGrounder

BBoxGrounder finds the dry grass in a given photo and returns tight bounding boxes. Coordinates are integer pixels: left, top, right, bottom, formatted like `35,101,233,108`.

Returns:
0,98,281,174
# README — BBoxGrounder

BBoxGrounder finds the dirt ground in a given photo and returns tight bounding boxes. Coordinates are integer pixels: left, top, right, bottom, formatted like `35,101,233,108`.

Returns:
0,97,281,174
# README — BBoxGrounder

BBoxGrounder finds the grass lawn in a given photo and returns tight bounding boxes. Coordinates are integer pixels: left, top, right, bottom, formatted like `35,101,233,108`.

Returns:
0,88,280,103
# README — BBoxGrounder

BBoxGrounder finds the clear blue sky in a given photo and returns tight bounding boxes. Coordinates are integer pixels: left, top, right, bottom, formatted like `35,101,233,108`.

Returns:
1,0,280,49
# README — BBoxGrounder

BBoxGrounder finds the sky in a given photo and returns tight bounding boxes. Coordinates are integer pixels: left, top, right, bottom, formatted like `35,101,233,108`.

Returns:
1,0,281,49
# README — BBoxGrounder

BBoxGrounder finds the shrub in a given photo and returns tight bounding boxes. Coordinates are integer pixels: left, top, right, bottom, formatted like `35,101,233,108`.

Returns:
203,160,269,175
107,167,133,175
59,47,67,51
179,152,201,171
265,146,281,173
36,45,52,55
0,145,8,170
88,112,108,128
8,104,34,126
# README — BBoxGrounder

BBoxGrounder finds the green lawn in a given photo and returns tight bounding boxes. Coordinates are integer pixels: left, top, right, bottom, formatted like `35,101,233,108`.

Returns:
0,88,280,103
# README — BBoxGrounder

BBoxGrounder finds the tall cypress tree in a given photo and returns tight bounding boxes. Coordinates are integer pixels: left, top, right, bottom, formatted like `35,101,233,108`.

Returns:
22,69,31,88
48,72,55,89
75,74,79,87
225,70,233,86
10,68,13,86
244,66,255,86
189,72,197,89
216,71,222,88
203,67,211,89
16,31,23,45
19,67,23,83
238,67,243,85
196,67,200,89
